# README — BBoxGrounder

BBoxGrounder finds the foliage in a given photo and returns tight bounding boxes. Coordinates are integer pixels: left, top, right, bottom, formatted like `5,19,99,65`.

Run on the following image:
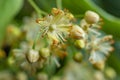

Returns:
0,0,120,80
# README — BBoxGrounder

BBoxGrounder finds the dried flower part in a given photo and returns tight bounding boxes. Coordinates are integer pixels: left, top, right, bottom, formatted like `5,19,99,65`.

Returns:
0,49,6,58
26,49,39,63
73,52,83,62
55,50,67,59
69,25,85,39
74,39,85,48
52,8,64,15
40,48,50,58
93,61,105,70
84,10,100,24
50,44,68,59
36,18,45,24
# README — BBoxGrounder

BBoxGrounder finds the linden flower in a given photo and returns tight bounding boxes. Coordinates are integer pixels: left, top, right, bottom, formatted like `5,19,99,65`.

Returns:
80,11,102,39
49,44,68,67
69,25,85,39
80,19,101,38
37,8,74,44
86,35,114,64
84,10,100,24
12,42,45,71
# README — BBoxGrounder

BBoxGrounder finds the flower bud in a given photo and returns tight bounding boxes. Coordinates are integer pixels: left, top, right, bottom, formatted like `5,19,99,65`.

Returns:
70,25,85,39
7,25,21,37
66,13,74,20
48,34,59,45
85,10,99,24
93,61,105,70
52,8,64,15
94,71,104,80
105,67,116,79
74,39,85,48
37,73,48,80
16,72,28,80
40,48,50,58
8,57,15,65
73,52,83,63
0,49,6,58
27,49,39,63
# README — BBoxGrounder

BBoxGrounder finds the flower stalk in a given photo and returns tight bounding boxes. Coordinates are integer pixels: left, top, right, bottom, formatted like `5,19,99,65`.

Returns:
28,0,48,16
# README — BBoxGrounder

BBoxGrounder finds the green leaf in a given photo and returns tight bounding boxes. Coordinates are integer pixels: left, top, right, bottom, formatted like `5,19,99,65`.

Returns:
94,0,120,18
35,0,56,13
0,0,23,47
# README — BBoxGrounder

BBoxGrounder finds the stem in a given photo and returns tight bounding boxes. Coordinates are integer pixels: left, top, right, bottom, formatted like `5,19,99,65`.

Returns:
74,14,84,18
28,0,48,15
56,0,62,9
32,32,41,49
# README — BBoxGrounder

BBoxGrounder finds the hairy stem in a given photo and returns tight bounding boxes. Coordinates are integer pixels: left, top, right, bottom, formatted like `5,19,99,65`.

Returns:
28,0,48,15
56,0,62,9
32,32,41,49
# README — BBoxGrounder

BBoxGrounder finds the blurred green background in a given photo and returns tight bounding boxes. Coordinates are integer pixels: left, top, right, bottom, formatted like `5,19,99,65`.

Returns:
0,0,120,79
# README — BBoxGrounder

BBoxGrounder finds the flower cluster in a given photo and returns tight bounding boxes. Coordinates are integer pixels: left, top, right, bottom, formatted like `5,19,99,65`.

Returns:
11,8,114,72
36,8,74,44
80,11,114,70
